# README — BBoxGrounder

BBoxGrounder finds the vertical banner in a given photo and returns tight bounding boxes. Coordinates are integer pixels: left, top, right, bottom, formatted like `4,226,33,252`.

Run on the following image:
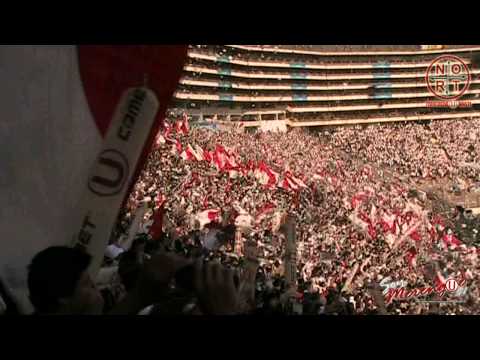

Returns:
284,219,300,314
72,87,159,275
149,195,166,241
284,219,297,292
238,239,259,313
234,230,244,256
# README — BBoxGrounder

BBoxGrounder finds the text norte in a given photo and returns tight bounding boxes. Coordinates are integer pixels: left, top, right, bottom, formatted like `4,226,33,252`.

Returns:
384,278,467,304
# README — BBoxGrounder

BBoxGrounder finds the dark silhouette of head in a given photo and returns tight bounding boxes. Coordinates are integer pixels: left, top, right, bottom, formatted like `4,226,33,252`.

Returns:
28,247,104,314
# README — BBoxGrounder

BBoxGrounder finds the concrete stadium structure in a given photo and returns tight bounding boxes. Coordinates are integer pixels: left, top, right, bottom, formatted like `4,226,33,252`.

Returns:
172,45,480,130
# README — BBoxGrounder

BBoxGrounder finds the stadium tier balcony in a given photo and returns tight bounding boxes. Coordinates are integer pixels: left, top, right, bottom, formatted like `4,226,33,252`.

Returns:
190,45,480,67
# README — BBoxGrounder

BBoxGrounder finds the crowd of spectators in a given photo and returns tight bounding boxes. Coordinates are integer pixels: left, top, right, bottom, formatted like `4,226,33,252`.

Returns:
3,113,480,317
90,117,480,316
3,46,480,317
330,119,480,191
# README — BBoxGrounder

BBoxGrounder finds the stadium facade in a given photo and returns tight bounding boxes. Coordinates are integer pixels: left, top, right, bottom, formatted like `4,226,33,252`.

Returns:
172,45,480,131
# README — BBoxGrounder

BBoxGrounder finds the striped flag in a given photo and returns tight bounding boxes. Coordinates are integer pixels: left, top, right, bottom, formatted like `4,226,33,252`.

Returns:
194,144,205,161
187,144,203,161
286,171,308,188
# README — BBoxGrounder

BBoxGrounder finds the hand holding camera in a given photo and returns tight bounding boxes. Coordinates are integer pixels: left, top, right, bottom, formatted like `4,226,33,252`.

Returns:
132,249,241,315
192,259,241,315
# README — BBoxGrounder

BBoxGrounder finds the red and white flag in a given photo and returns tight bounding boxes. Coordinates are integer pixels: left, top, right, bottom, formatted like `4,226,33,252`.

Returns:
194,144,205,161
0,45,187,310
149,194,167,241
213,145,227,171
351,192,368,209
349,208,369,234
379,213,397,234
181,112,190,135
223,157,236,171
259,161,279,188
435,272,446,288
203,149,213,163
255,202,276,221
195,209,221,229
442,233,462,249
285,171,307,189
180,150,191,161
256,169,270,185
187,144,203,161
432,215,446,231
164,123,175,143
409,230,422,243
287,177,299,191
280,178,292,191
255,203,278,228
280,175,299,191
175,120,183,134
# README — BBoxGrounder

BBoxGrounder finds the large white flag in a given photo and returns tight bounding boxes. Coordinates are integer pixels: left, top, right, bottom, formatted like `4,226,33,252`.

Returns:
0,45,186,311
0,47,101,311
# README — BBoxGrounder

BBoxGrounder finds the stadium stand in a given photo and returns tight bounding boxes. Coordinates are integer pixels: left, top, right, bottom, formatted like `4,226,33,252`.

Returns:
172,45,480,128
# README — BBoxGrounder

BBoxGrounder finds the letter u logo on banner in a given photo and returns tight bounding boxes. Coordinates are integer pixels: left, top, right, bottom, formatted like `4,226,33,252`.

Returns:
88,149,129,197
